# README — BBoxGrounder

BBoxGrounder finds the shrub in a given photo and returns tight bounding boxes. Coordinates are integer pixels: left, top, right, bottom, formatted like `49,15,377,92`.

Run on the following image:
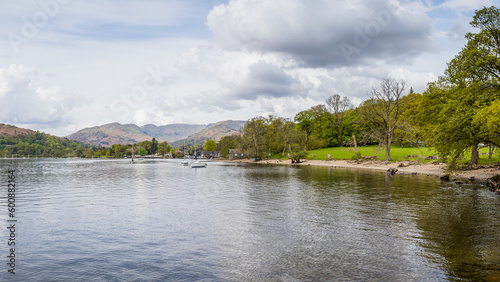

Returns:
291,151,308,163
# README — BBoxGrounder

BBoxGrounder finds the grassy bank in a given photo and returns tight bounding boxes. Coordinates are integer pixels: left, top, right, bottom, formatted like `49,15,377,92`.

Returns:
302,145,499,165
305,145,436,162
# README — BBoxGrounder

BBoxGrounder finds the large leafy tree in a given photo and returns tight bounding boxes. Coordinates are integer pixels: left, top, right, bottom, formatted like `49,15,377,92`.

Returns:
238,115,305,160
419,82,485,165
240,116,267,160
394,92,423,146
294,105,329,149
203,139,216,152
446,6,500,87
216,135,237,158
419,6,500,165
294,110,314,149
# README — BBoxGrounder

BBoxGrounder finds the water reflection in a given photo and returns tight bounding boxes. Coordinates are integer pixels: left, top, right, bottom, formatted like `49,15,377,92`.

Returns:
0,159,499,281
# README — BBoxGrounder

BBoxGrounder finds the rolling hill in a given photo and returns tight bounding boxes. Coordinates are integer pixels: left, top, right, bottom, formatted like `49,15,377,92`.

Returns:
170,120,245,148
67,120,246,147
0,123,35,137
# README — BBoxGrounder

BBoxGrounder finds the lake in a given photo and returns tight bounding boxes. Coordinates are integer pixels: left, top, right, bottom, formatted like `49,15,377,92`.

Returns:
1,158,499,281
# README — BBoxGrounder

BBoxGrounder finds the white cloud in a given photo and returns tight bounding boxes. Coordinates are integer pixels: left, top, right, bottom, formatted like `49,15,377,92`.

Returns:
0,64,84,126
0,0,495,136
207,0,437,67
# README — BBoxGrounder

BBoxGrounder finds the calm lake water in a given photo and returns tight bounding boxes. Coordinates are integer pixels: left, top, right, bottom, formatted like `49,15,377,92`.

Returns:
1,158,499,281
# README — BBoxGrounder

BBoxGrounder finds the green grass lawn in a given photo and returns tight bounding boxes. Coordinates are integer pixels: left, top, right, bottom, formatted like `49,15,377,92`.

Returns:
303,145,500,164
305,145,437,162
271,145,499,165
460,146,500,165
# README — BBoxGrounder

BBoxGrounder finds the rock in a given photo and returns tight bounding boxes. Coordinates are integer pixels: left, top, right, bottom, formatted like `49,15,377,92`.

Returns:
404,155,418,158
440,174,450,181
486,175,500,194
387,168,398,174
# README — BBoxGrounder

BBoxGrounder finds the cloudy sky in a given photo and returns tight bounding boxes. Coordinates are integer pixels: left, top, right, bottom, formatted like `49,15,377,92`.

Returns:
0,0,498,136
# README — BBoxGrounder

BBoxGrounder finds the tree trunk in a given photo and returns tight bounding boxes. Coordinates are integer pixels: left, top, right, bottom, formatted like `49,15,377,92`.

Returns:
385,136,391,161
352,135,357,155
338,126,343,147
305,130,308,151
471,143,479,165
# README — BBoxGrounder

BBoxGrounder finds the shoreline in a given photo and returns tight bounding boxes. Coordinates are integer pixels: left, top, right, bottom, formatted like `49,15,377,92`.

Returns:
227,158,500,184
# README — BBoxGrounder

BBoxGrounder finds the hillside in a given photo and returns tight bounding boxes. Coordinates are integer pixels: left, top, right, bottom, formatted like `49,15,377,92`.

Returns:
67,123,157,147
67,120,245,147
141,123,206,141
0,123,91,158
0,123,35,137
170,120,245,147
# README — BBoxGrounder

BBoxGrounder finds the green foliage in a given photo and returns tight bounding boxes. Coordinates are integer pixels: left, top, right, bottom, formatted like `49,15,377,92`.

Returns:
151,138,158,155
0,131,92,158
216,135,236,158
137,148,147,156
239,115,305,160
290,151,308,163
446,6,500,86
204,139,216,152
351,151,362,161
416,6,500,166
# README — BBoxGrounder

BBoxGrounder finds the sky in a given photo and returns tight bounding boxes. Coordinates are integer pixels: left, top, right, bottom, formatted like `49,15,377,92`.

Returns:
0,0,498,136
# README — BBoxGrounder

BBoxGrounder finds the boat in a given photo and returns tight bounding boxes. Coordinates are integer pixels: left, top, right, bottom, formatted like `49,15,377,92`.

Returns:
190,160,207,168
190,134,207,168
181,159,189,166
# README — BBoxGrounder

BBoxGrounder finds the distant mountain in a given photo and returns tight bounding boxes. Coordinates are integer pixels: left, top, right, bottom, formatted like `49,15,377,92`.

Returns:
140,123,206,142
67,123,155,147
67,120,246,147
0,123,35,137
171,120,246,148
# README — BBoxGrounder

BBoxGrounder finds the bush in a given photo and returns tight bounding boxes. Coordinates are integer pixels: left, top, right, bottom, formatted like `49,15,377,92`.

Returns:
291,151,308,163
351,151,362,160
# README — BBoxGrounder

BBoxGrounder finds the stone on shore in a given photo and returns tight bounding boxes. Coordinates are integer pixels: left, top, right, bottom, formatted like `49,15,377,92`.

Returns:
487,175,500,194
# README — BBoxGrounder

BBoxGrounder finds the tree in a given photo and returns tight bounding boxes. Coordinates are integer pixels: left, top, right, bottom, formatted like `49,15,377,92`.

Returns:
358,78,407,161
204,139,216,151
418,82,479,165
294,110,314,149
216,135,236,158
446,6,500,87
151,138,158,155
137,148,147,156
418,6,500,166
474,99,500,145
294,105,329,149
394,92,423,146
326,94,352,146
240,117,268,160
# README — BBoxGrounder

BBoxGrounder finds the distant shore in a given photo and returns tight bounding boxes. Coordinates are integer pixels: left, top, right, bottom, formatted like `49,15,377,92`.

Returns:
228,158,500,183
